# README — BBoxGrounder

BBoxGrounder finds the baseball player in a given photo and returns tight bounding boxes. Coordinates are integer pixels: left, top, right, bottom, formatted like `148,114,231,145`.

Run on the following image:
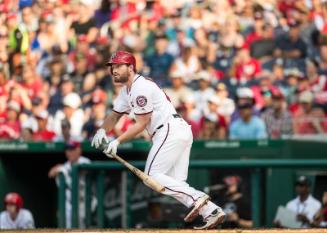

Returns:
92,51,226,229
0,193,35,229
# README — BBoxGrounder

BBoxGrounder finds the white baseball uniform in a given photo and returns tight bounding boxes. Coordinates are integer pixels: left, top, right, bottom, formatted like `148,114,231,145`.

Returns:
113,74,218,217
0,209,34,229
56,156,95,228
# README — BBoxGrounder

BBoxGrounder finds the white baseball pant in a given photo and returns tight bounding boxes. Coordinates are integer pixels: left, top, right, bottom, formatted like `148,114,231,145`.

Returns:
144,117,218,218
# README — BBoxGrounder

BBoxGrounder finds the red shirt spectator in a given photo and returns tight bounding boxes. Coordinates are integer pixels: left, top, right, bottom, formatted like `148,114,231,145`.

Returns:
110,2,140,30
0,101,21,140
33,110,56,141
198,96,228,139
293,91,327,134
33,130,56,141
234,44,262,81
21,66,43,99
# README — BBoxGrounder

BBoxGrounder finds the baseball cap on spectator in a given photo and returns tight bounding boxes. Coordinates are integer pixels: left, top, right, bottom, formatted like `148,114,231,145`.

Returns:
295,176,311,186
170,70,185,79
299,91,314,103
195,71,211,82
65,140,81,150
63,93,81,109
236,87,254,99
92,89,107,104
35,110,49,120
7,101,21,112
285,68,303,78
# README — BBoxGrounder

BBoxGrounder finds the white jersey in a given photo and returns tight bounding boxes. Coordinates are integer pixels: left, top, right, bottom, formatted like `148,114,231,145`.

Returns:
113,74,177,135
286,195,321,227
56,156,92,228
0,209,35,229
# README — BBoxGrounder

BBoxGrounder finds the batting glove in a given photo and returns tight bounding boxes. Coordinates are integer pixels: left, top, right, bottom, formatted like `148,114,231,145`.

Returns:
103,139,120,158
91,128,108,149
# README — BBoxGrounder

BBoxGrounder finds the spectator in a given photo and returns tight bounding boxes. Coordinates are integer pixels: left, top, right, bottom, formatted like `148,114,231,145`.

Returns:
193,71,215,113
313,191,327,227
214,82,235,121
250,21,276,64
262,91,293,139
293,91,327,135
231,87,260,122
220,176,253,228
54,119,72,142
0,192,34,229
70,2,97,36
281,68,303,104
232,43,262,83
274,19,307,59
145,33,174,87
20,65,43,100
229,102,268,140
52,92,85,140
275,176,321,228
306,59,327,94
164,70,193,109
80,72,97,108
48,74,74,115
48,140,93,228
33,110,56,142
82,91,107,140
177,95,201,138
199,96,227,140
170,45,202,83
0,101,21,140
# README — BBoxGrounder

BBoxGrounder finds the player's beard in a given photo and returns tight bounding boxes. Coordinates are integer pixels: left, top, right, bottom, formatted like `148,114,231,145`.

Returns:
112,69,129,83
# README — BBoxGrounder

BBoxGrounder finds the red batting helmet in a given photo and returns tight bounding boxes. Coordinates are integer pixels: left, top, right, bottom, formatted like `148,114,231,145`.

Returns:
4,192,23,209
106,51,136,72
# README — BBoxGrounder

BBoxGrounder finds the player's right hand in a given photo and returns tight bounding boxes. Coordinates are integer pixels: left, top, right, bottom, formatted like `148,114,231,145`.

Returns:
91,128,109,148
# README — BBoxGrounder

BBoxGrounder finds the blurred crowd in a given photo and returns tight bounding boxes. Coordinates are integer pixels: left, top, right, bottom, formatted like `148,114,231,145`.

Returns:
1,0,327,142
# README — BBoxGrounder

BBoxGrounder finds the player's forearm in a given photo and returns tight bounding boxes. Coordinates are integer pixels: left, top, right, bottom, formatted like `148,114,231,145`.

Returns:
117,121,147,143
101,112,121,132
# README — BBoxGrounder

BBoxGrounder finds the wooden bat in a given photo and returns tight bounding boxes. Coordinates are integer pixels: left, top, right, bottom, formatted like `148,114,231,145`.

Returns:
101,144,165,193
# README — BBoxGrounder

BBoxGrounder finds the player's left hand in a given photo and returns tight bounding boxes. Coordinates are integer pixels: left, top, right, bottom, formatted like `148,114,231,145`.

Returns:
103,139,120,158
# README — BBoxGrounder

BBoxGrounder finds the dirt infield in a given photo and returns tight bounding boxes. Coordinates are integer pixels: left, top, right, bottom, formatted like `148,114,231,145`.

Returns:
1,229,327,233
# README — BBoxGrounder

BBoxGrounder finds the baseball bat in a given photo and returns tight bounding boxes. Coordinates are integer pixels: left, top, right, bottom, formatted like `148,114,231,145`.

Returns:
100,144,165,193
